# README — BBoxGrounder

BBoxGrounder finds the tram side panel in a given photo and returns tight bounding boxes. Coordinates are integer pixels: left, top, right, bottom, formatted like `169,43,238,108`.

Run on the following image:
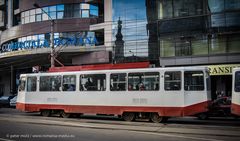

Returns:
183,70,211,116
17,67,210,117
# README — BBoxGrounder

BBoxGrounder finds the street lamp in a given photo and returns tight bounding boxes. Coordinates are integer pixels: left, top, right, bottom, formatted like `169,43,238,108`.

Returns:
33,3,55,68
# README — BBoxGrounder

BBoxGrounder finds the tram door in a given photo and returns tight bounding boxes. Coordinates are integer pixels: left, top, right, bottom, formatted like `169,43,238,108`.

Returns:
184,71,205,106
211,75,232,100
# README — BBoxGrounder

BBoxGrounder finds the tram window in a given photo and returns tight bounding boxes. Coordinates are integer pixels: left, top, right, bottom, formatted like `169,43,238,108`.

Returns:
235,71,240,92
62,75,76,91
40,76,61,91
80,74,106,91
184,71,204,91
128,72,159,91
164,71,181,91
27,77,37,92
19,77,26,92
110,73,126,91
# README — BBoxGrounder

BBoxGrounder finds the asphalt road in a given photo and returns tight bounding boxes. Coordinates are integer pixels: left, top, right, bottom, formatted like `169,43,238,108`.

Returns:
0,108,240,141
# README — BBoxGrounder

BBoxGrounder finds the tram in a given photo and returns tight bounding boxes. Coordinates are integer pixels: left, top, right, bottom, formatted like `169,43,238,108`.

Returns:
16,66,211,122
231,68,240,116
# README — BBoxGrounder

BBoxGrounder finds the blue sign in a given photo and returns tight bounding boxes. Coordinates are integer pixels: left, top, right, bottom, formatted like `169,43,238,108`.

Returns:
0,36,99,53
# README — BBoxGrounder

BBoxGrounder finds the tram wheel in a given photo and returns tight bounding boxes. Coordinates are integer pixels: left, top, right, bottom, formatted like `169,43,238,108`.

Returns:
122,112,135,121
61,111,71,118
41,110,51,117
150,113,165,123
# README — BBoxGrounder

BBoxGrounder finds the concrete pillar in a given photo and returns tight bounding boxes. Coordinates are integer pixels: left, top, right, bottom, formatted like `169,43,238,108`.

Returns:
7,0,13,28
104,0,113,50
10,65,16,95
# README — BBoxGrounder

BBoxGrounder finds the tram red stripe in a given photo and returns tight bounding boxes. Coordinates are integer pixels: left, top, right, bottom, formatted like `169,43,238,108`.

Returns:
17,101,210,117
231,103,240,116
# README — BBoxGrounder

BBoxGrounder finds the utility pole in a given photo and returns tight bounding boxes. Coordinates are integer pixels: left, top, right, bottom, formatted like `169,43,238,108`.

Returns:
50,20,55,68
33,3,55,67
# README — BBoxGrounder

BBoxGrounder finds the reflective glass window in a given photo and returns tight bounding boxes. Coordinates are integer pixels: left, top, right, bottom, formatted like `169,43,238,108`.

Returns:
57,5,65,11
21,17,25,24
208,0,224,13
228,35,240,53
49,11,56,19
110,73,126,91
90,5,98,17
21,3,99,25
164,71,181,91
29,9,36,15
80,74,106,91
30,15,35,22
82,10,89,18
19,77,26,92
57,11,64,19
42,7,49,13
62,75,76,91
42,13,49,20
81,4,90,9
36,8,42,14
21,12,25,18
74,10,81,18
40,76,61,91
36,14,42,21
27,77,37,92
49,6,57,12
24,11,29,17
25,16,29,23
209,36,226,54
235,71,240,92
192,36,208,55
184,71,204,91
160,39,175,57
128,72,159,91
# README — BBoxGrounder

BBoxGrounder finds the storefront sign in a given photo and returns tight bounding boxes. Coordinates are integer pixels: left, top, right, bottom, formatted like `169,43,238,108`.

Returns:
0,36,99,53
208,64,240,75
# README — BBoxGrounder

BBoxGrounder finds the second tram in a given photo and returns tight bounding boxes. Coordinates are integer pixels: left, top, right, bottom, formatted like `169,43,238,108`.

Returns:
231,68,240,116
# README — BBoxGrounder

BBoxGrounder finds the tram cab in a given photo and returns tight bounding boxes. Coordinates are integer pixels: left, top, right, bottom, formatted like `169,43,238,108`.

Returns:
231,68,240,116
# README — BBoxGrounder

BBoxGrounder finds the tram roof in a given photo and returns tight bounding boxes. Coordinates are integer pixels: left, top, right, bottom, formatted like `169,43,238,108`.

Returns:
20,66,208,77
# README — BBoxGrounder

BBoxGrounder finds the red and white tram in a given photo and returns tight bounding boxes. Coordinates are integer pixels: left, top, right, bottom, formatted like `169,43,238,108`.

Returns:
231,68,240,116
16,66,211,122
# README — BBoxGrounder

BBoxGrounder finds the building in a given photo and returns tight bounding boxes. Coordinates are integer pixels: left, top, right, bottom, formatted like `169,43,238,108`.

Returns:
146,0,240,99
0,0,240,99
0,0,113,95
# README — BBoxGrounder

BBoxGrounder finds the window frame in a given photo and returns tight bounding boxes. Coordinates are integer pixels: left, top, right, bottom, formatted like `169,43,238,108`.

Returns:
39,75,62,92
27,76,37,92
62,75,76,92
80,74,106,91
128,72,160,91
110,73,127,91
235,71,240,92
164,71,182,91
184,71,204,91
18,77,26,92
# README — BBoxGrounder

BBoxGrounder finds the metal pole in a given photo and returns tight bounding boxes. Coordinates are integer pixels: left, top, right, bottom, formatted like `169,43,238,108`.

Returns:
50,20,55,68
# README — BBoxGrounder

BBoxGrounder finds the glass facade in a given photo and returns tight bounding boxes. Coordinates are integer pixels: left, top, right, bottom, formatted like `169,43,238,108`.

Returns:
157,0,240,58
160,34,240,57
21,3,99,24
112,0,148,57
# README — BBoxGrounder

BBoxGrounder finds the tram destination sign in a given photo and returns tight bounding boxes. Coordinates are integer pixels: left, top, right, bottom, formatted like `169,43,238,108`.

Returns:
0,36,99,53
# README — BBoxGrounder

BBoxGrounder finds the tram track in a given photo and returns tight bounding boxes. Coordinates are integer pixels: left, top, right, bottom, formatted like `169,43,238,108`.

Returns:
0,112,240,138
